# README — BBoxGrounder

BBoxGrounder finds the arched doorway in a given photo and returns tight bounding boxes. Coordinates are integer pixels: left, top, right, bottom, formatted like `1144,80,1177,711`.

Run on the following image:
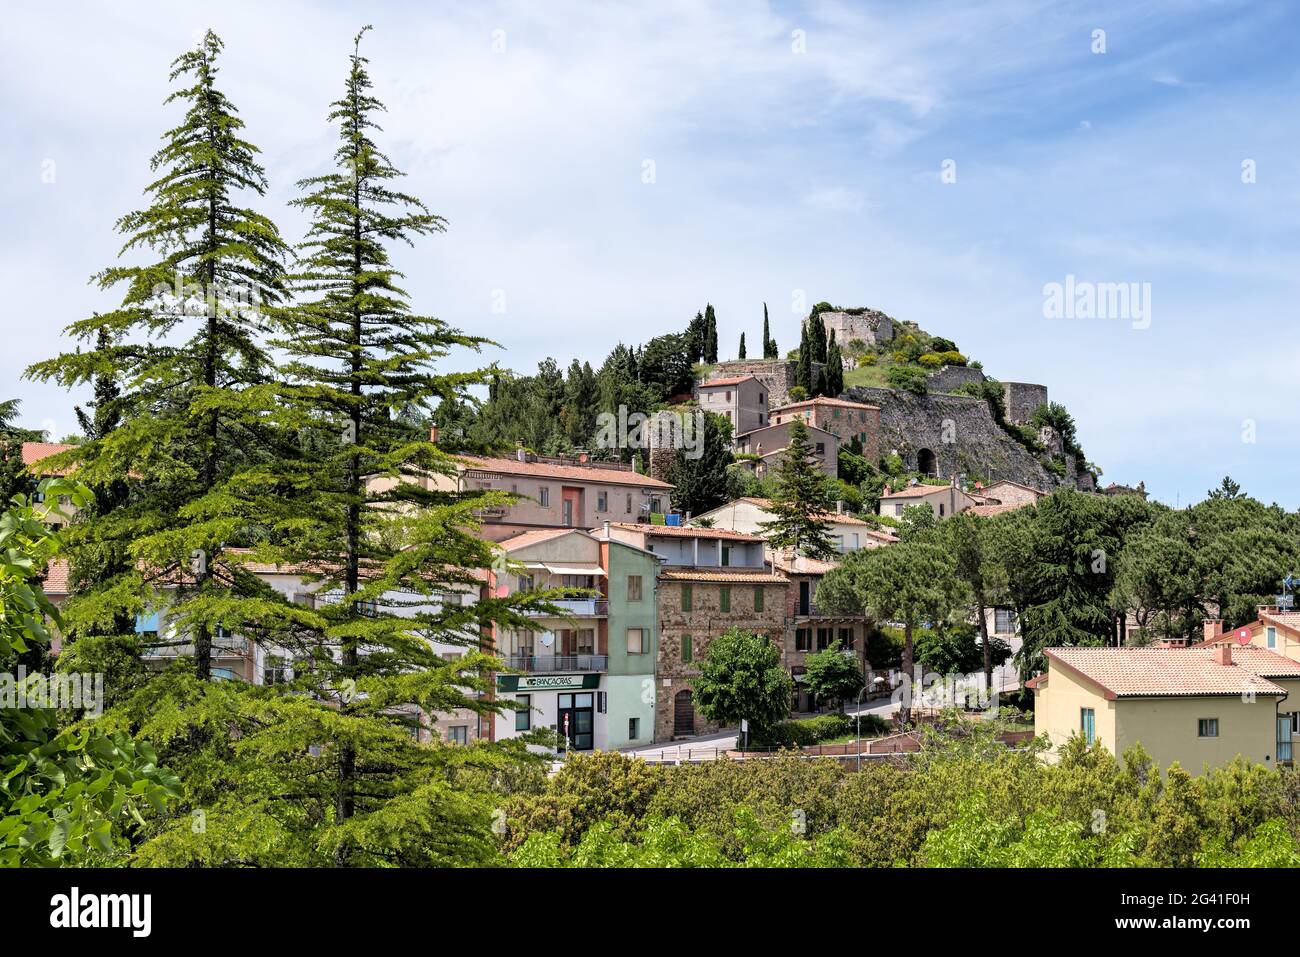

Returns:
917,447,938,477
673,689,695,737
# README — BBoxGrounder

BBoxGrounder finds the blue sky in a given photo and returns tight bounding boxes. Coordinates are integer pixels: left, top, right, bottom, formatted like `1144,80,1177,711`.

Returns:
3,1,1299,507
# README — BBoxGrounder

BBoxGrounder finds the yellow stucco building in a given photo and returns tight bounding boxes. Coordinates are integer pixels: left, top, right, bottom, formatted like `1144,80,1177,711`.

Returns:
1030,644,1300,774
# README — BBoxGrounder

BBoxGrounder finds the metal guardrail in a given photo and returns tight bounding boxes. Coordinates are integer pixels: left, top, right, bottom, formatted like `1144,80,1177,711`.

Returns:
527,599,609,616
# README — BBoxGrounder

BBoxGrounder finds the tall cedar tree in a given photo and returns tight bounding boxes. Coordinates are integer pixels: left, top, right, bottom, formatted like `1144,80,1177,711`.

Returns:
757,418,836,558
257,27,563,865
26,30,293,682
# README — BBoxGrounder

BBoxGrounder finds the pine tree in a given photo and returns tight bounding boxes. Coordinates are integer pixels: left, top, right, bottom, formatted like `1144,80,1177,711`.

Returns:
685,311,706,363
26,29,292,682
737,332,746,360
757,418,836,558
703,303,719,364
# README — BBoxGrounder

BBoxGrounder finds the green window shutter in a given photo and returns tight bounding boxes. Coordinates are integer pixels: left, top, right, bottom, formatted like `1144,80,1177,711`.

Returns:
720,587,730,612
682,584,692,612
682,635,692,663
754,586,763,612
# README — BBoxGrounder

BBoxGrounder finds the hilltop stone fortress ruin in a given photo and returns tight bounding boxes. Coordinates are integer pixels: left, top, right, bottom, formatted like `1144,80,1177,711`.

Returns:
699,306,1090,492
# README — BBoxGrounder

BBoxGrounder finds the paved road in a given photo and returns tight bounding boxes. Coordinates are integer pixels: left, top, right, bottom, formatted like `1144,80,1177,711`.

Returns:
621,669,1022,762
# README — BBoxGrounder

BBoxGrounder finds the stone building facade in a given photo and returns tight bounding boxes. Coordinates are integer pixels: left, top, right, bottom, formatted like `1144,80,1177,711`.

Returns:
770,396,881,463
653,568,790,740
816,309,896,348
925,365,987,393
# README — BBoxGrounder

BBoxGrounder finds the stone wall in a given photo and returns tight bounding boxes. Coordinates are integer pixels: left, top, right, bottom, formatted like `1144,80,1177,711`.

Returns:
704,359,823,409
846,386,1083,490
925,365,986,393
1001,382,1049,425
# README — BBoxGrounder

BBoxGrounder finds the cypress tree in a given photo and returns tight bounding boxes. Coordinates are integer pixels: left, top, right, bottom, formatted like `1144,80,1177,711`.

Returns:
824,330,844,397
763,302,777,358
703,303,718,364
738,332,746,360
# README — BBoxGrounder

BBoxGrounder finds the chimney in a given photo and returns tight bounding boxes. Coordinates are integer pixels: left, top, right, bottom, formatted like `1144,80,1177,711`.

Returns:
1213,643,1233,666
1202,618,1223,643
836,500,844,515
428,423,439,445
516,443,527,463
577,451,589,464
632,458,640,474
603,520,610,537
1259,604,1279,617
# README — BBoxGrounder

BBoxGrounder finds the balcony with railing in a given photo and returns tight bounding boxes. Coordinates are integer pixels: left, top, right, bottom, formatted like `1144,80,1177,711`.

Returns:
506,654,608,673
527,598,609,617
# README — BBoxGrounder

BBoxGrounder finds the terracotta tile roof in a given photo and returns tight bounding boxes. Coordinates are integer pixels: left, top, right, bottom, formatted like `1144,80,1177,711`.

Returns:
699,375,760,388
658,567,789,584
22,442,78,475
772,397,880,413
1024,673,1047,690
734,422,838,442
768,554,838,576
499,528,582,551
1193,613,1300,648
1045,646,1300,699
42,559,70,595
610,522,764,542
456,454,673,490
733,497,891,532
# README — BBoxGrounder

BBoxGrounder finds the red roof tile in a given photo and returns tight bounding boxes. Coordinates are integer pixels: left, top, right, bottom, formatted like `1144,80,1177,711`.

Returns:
699,375,760,388
1045,646,1300,698
457,454,673,489
21,442,77,476
772,397,880,413
608,522,764,542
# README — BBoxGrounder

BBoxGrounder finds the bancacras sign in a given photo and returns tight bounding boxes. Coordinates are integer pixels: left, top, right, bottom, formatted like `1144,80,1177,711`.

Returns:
497,674,601,692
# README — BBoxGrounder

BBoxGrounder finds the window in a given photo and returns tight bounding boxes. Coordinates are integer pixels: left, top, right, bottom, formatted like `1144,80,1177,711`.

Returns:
938,504,945,517
519,573,535,591
894,504,904,516
754,586,764,612
796,628,811,652
513,630,535,656
447,726,469,745
816,627,832,651
575,629,595,655
1080,708,1096,745
515,695,531,732
815,442,825,455
682,635,693,663
597,490,608,511
1292,712,1300,734
597,692,607,714
626,493,633,514
681,584,693,611
538,486,550,507
995,608,1017,634
721,545,731,567
838,627,853,646
725,390,732,401
627,628,646,654
1267,626,1277,649
628,575,643,601
1198,718,1219,738
759,393,765,405
628,717,640,740
720,587,731,612
832,408,840,419
264,655,289,686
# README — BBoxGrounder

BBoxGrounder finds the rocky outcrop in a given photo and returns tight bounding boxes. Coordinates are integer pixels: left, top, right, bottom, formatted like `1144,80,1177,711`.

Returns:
845,386,1086,490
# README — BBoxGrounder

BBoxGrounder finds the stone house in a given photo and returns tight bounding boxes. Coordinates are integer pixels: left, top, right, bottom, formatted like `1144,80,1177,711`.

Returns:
692,497,898,553
697,374,770,436
769,396,881,463
734,420,839,480
602,523,789,741
878,479,981,520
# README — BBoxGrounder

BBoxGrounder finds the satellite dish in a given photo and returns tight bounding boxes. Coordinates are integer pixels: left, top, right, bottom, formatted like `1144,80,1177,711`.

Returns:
1237,629,1251,645
539,631,554,648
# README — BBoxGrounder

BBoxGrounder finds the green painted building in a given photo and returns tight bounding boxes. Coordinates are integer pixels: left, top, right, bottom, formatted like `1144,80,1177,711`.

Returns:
599,532,659,749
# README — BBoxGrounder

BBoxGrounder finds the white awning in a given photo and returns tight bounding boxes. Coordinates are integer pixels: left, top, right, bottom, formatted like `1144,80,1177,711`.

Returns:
540,563,607,577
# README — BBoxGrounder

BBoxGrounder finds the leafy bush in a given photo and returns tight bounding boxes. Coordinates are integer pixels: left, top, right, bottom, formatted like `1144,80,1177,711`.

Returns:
887,365,928,395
